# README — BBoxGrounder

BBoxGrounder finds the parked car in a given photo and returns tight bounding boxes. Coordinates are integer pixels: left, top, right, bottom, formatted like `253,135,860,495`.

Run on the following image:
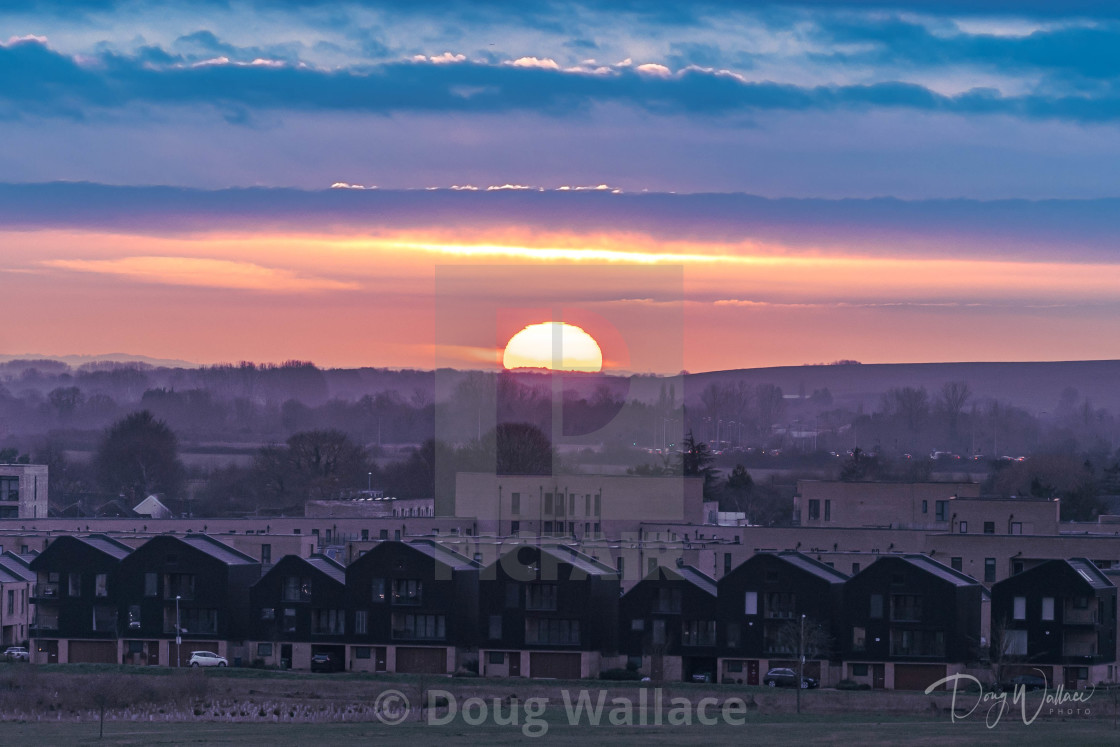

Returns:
3,646,29,662
999,674,1047,692
763,667,818,689
188,651,228,667
310,653,337,673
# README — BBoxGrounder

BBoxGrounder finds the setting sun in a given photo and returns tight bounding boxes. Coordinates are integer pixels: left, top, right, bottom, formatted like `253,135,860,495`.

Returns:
502,322,604,372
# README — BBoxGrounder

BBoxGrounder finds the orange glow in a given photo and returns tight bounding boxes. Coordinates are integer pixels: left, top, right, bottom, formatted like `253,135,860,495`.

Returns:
502,322,604,372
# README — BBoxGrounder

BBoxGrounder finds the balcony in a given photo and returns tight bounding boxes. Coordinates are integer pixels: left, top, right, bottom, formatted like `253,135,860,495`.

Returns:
1063,607,1097,625
33,583,60,600
1063,641,1097,657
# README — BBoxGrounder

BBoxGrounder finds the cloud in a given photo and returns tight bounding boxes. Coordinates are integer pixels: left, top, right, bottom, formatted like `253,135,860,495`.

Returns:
7,37,1120,122
43,255,360,291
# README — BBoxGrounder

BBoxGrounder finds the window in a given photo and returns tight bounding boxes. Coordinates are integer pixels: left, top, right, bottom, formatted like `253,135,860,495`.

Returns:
891,594,923,621
488,651,505,665
870,594,884,619
311,608,345,635
257,643,273,657
631,618,645,632
163,573,195,600
935,500,948,521
1042,597,1055,621
1013,596,1026,620
647,558,658,575
68,573,81,597
371,578,386,602
808,499,820,521
595,494,600,514
489,615,502,639
282,576,312,602
681,619,716,647
824,500,831,522
128,604,141,629
983,522,995,535
852,627,866,651
1012,559,1024,575
852,562,860,574
6,590,12,614
144,572,157,597
851,663,868,677
361,529,369,541
569,494,575,514
726,622,741,648
95,573,108,597
283,608,296,633
959,522,968,533
744,591,758,615
526,584,558,611
394,529,400,541
260,608,275,620
1004,629,1027,656
585,494,591,514
921,500,928,514
379,529,388,540
510,520,520,534
354,610,368,635
543,521,554,534
984,558,996,582
92,605,116,631
544,493,553,513
764,592,796,619
261,544,271,564
510,492,520,514
724,553,732,574
652,619,666,646
525,617,580,645
392,579,422,605
392,613,445,640
654,587,682,614
355,646,371,659
1011,522,1023,535
951,557,963,572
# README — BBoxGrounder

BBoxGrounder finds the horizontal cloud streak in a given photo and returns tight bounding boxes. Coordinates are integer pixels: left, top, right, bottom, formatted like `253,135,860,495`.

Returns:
43,255,360,291
3,182,1120,262
6,38,1120,122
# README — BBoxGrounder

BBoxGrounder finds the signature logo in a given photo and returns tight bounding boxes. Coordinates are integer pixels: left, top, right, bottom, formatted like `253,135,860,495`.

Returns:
925,673,1094,727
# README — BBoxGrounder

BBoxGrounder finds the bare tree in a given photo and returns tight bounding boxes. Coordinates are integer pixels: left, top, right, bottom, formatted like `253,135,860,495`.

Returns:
938,381,972,441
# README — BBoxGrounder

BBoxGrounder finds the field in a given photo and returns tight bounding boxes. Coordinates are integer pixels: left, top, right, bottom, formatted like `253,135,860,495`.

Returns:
0,664,1116,745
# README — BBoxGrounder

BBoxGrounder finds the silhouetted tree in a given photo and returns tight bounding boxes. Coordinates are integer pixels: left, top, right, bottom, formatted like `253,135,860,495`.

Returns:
681,430,720,501
94,411,185,500
839,447,879,482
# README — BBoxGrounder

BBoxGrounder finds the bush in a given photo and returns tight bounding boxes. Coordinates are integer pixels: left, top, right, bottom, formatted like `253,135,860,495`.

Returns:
836,679,871,691
600,668,642,681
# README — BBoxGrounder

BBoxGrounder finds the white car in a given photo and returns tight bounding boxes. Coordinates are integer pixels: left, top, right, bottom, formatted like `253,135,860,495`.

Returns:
188,651,228,667
3,646,29,662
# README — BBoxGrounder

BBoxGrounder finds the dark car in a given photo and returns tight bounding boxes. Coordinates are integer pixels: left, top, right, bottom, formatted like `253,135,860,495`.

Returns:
310,653,337,673
1000,674,1048,692
763,667,818,689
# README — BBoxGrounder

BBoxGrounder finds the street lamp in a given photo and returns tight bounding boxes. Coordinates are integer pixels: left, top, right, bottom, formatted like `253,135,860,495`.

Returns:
797,613,806,715
175,595,182,667
367,472,372,492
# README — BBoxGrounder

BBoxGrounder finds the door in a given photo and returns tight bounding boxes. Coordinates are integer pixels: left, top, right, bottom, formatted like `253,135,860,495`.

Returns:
651,654,664,682
281,643,293,669
872,664,886,689
529,652,581,679
38,640,59,664
509,652,521,677
375,647,387,672
747,660,759,686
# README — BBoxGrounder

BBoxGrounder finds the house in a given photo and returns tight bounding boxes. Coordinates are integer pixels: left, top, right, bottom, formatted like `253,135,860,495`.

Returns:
248,554,347,671
716,551,847,686
478,544,619,679
618,562,718,682
28,534,132,664
0,552,34,647
115,534,261,667
0,464,48,519
344,540,479,674
841,554,983,690
133,495,175,520
991,558,1118,689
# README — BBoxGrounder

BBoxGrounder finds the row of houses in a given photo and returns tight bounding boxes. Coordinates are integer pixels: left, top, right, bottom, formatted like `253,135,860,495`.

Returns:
25,532,1118,691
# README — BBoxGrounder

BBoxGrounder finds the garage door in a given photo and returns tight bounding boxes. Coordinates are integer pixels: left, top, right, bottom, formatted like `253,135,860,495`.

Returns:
69,640,117,664
396,647,447,674
894,664,947,691
529,652,581,679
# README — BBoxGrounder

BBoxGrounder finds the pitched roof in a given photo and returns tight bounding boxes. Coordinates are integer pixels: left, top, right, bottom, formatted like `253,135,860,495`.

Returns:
1067,558,1114,590
776,551,850,583
0,552,35,582
177,534,258,565
655,564,717,596
405,539,480,571
899,554,981,586
305,554,347,585
540,544,618,577
82,534,134,560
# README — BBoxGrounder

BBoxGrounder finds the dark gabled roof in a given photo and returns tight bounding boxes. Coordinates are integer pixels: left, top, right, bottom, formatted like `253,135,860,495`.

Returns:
646,564,717,597
305,554,346,585
1067,558,1114,590
0,552,35,582
405,540,480,571
776,551,850,583
0,565,25,584
541,544,618,578
176,534,258,565
82,534,133,560
899,554,981,587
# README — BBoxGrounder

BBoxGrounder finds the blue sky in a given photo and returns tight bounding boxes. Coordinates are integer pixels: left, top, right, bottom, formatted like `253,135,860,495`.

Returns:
3,1,1120,370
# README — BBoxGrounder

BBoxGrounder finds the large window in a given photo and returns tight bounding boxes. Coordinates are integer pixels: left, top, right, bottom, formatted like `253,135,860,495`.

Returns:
654,587,682,614
92,605,117,632
163,574,195,601
95,573,108,597
744,591,758,615
852,626,866,651
144,572,158,597
935,500,948,521
526,584,558,611
870,594,884,619
354,610,368,635
311,608,345,635
890,595,923,622
890,629,945,657
807,500,820,521
282,576,312,602
510,492,520,515
681,619,716,647
392,613,445,640
984,558,997,583
392,579,423,605
1013,596,1027,620
525,617,580,645
69,573,81,597
765,592,796,619
371,578,386,603
1041,597,1055,621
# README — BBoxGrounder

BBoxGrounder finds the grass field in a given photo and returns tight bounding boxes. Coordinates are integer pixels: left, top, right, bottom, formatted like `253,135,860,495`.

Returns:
2,711,1115,746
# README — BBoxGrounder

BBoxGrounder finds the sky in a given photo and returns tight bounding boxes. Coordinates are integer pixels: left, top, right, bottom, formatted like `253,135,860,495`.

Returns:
3,1,1120,373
